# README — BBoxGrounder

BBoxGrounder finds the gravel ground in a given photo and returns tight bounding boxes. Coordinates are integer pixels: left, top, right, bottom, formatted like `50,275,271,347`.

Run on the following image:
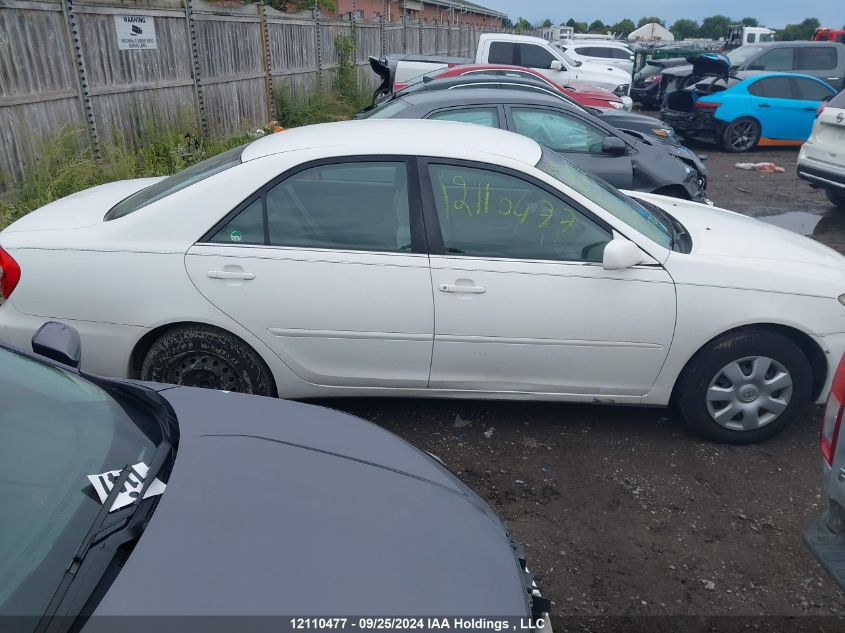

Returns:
322,144,845,628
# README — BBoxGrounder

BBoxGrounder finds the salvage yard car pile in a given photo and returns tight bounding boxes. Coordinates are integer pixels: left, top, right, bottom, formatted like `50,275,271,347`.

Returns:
2,28,845,633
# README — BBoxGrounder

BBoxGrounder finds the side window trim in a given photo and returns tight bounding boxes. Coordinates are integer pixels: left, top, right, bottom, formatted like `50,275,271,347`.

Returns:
415,156,614,261
197,156,428,255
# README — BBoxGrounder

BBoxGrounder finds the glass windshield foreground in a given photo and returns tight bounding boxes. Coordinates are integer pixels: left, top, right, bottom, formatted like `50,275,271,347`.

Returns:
536,149,673,249
105,143,246,220
0,348,158,617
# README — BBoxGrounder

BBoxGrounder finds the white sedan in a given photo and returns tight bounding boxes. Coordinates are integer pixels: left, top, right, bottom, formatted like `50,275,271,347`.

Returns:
1,120,844,443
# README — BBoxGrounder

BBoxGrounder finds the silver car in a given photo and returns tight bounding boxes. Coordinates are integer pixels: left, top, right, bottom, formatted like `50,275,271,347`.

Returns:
805,354,845,589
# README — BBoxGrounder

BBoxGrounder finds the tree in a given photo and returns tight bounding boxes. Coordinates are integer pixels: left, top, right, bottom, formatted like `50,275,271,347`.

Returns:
637,16,665,27
541,18,553,28
740,17,759,27
574,21,589,33
671,19,699,40
779,17,821,41
611,18,636,36
514,16,532,33
502,17,514,29
699,14,731,39
588,19,605,33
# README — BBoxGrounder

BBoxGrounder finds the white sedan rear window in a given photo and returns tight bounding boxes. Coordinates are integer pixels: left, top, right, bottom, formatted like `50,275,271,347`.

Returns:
105,144,246,220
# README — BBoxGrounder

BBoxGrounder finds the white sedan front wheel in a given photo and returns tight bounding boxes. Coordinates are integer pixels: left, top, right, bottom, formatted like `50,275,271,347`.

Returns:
677,329,812,443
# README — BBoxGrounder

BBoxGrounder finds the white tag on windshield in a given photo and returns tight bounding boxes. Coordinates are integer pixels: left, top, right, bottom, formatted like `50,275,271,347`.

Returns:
87,461,166,512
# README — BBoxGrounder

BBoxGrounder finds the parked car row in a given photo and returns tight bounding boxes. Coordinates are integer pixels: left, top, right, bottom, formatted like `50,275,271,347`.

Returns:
368,59,709,198
382,32,633,99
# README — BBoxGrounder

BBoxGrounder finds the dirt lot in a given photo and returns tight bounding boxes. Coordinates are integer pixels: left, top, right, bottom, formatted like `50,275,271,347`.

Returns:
325,145,845,628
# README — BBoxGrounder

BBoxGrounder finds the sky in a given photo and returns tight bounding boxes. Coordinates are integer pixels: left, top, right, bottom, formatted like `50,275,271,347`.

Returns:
478,0,841,31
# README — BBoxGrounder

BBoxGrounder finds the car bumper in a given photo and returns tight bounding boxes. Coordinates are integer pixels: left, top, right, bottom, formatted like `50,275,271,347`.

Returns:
660,108,722,143
631,83,659,105
805,501,845,592
0,301,145,378
798,158,845,191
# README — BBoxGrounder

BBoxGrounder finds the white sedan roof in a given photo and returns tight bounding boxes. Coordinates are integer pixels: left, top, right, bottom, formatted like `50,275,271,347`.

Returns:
241,119,543,167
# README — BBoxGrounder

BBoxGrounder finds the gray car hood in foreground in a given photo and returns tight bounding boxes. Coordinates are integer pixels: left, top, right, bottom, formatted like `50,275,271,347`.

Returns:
90,387,530,617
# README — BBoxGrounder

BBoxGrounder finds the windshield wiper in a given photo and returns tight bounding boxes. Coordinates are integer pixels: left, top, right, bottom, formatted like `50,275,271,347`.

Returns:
36,439,172,633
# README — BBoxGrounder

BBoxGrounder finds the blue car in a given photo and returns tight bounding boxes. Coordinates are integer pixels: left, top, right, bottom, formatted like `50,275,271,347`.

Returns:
661,56,836,152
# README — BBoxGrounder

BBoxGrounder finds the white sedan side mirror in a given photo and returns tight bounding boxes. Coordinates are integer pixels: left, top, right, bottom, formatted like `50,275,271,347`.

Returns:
550,60,564,71
602,238,644,270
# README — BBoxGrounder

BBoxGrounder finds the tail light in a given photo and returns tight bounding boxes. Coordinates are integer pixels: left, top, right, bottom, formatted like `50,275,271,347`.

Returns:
647,73,662,83
0,246,21,301
817,102,826,118
822,354,845,466
692,101,719,111
393,82,408,91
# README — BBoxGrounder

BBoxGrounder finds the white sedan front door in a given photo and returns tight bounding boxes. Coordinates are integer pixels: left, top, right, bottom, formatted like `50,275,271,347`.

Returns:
421,160,676,399
185,160,434,389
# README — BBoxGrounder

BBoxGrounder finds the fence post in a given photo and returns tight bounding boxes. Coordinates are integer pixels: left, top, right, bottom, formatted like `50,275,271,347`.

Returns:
61,0,100,158
434,18,439,54
401,13,407,53
313,7,323,90
379,12,386,56
184,0,209,137
258,2,274,122
418,16,423,53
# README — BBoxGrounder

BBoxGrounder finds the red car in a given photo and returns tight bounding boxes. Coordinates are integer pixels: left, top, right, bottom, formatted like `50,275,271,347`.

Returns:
394,63,631,111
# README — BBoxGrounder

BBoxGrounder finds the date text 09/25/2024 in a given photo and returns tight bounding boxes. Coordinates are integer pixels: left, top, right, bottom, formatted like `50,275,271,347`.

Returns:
289,618,549,631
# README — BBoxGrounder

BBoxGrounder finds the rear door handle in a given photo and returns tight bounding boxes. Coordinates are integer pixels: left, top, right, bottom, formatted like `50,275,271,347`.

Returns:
758,103,771,108
439,282,486,294
803,106,817,110
207,270,256,280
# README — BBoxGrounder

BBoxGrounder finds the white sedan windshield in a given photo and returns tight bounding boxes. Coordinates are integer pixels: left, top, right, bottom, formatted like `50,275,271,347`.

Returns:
536,149,673,249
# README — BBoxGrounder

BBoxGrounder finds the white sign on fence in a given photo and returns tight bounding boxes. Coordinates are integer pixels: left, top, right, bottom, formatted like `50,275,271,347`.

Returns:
114,15,157,50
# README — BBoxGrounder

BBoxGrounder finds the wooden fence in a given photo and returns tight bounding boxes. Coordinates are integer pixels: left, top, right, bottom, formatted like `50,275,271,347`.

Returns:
0,0,497,189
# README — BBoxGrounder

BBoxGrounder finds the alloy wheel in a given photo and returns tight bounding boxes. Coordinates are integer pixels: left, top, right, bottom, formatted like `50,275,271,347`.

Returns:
727,120,758,151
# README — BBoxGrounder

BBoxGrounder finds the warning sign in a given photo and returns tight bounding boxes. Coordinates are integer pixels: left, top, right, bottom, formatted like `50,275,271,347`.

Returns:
114,15,157,50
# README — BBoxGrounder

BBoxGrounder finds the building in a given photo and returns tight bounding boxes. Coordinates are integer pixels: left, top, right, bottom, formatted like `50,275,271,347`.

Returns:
327,0,507,27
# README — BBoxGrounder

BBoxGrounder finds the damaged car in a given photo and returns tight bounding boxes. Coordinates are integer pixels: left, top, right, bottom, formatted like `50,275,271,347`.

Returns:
360,88,708,200
661,64,836,152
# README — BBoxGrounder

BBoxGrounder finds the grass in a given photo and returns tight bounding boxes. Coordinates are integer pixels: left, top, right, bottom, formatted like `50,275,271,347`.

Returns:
0,127,256,230
0,75,373,230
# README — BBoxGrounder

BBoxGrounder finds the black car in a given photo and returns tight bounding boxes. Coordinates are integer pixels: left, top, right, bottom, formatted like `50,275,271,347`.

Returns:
371,64,689,149
0,323,549,632
359,88,708,202
631,58,689,108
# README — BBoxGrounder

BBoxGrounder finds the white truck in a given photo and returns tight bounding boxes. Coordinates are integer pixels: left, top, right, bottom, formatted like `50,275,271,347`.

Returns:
388,33,632,96
725,24,775,49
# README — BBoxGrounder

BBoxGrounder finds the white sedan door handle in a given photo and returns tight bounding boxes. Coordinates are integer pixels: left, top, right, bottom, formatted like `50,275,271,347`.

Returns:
439,282,486,294
207,270,256,280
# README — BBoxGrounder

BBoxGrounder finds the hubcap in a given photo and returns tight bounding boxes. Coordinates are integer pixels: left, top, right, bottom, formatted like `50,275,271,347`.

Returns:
729,121,756,150
165,352,244,392
706,356,792,431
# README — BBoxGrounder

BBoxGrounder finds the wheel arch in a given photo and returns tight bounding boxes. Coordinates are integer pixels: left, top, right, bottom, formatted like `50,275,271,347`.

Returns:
129,320,279,397
670,323,828,402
